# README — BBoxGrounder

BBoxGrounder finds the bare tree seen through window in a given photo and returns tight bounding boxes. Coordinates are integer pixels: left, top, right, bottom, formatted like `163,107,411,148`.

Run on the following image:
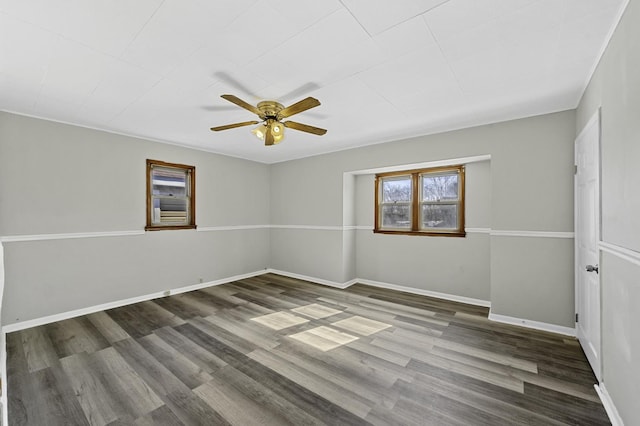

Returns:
421,174,458,229
381,177,411,228
375,165,464,236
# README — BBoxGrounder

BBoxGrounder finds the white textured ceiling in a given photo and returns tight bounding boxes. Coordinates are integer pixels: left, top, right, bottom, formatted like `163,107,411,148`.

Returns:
0,0,626,163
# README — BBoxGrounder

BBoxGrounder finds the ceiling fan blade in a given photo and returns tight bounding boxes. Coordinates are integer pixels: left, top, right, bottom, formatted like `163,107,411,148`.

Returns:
283,121,327,136
210,120,259,131
220,94,262,117
264,122,275,146
277,97,321,119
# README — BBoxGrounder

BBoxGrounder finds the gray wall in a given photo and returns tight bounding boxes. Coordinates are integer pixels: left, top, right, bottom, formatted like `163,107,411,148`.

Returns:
1,109,576,331
354,161,491,301
0,112,270,324
577,0,640,423
270,110,576,325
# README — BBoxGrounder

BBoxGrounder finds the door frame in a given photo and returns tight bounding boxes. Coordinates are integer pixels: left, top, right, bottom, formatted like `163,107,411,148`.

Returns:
574,108,602,381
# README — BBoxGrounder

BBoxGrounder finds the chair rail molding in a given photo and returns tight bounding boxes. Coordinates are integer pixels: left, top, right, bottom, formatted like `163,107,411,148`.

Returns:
599,241,640,266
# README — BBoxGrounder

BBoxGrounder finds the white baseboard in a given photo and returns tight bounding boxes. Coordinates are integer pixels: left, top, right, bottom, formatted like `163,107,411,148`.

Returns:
0,267,483,424
2,270,580,338
5,269,492,333
488,312,576,336
266,271,492,309
595,384,624,426
356,278,491,307
1,268,586,426
266,271,491,308
265,269,355,289
1,270,267,333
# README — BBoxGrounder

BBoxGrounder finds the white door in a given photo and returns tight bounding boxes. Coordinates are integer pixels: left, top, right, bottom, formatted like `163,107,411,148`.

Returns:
575,110,601,381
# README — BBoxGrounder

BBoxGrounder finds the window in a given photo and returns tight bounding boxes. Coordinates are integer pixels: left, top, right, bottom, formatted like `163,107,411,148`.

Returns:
374,165,465,236
146,159,196,231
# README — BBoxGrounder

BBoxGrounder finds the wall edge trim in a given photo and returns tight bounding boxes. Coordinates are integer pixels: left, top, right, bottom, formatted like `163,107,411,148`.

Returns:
269,225,345,231
599,241,640,267
357,278,491,307
1,227,577,242
491,230,574,239
0,230,146,243
595,383,624,426
579,0,630,107
0,109,269,164
265,269,355,289
197,225,270,232
488,312,576,336
0,269,493,331
1,269,267,333
465,227,491,234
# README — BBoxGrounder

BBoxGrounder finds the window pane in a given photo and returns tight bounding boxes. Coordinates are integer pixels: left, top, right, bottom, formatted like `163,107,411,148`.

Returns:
381,204,411,228
422,173,458,201
382,176,412,202
152,167,187,197
152,197,188,224
422,204,458,229
147,160,196,230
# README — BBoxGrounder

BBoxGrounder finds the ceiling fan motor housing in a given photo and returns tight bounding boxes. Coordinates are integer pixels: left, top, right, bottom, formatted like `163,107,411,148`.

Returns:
257,101,285,120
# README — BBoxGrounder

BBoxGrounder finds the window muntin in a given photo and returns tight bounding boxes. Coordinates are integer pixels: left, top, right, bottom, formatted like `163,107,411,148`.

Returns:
146,159,196,231
375,165,465,236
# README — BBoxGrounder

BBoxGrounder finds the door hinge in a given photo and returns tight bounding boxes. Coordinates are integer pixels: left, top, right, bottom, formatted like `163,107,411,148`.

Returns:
574,164,578,175
575,313,579,323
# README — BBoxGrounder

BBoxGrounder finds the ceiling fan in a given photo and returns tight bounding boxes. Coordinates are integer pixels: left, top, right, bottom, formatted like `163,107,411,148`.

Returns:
210,94,327,146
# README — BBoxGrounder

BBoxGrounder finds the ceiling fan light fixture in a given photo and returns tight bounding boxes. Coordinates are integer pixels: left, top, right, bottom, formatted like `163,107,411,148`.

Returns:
271,121,285,144
272,121,283,134
252,124,267,140
252,122,284,145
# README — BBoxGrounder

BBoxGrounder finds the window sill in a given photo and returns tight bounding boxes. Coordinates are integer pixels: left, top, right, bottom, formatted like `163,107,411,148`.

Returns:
145,225,197,231
373,229,466,237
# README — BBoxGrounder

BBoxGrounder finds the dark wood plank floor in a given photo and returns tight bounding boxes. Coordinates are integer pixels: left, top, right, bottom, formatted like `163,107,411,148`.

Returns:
7,273,610,425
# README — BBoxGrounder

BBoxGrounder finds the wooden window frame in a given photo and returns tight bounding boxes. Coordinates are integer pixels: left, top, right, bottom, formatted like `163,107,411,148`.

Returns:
374,165,465,237
145,159,196,231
